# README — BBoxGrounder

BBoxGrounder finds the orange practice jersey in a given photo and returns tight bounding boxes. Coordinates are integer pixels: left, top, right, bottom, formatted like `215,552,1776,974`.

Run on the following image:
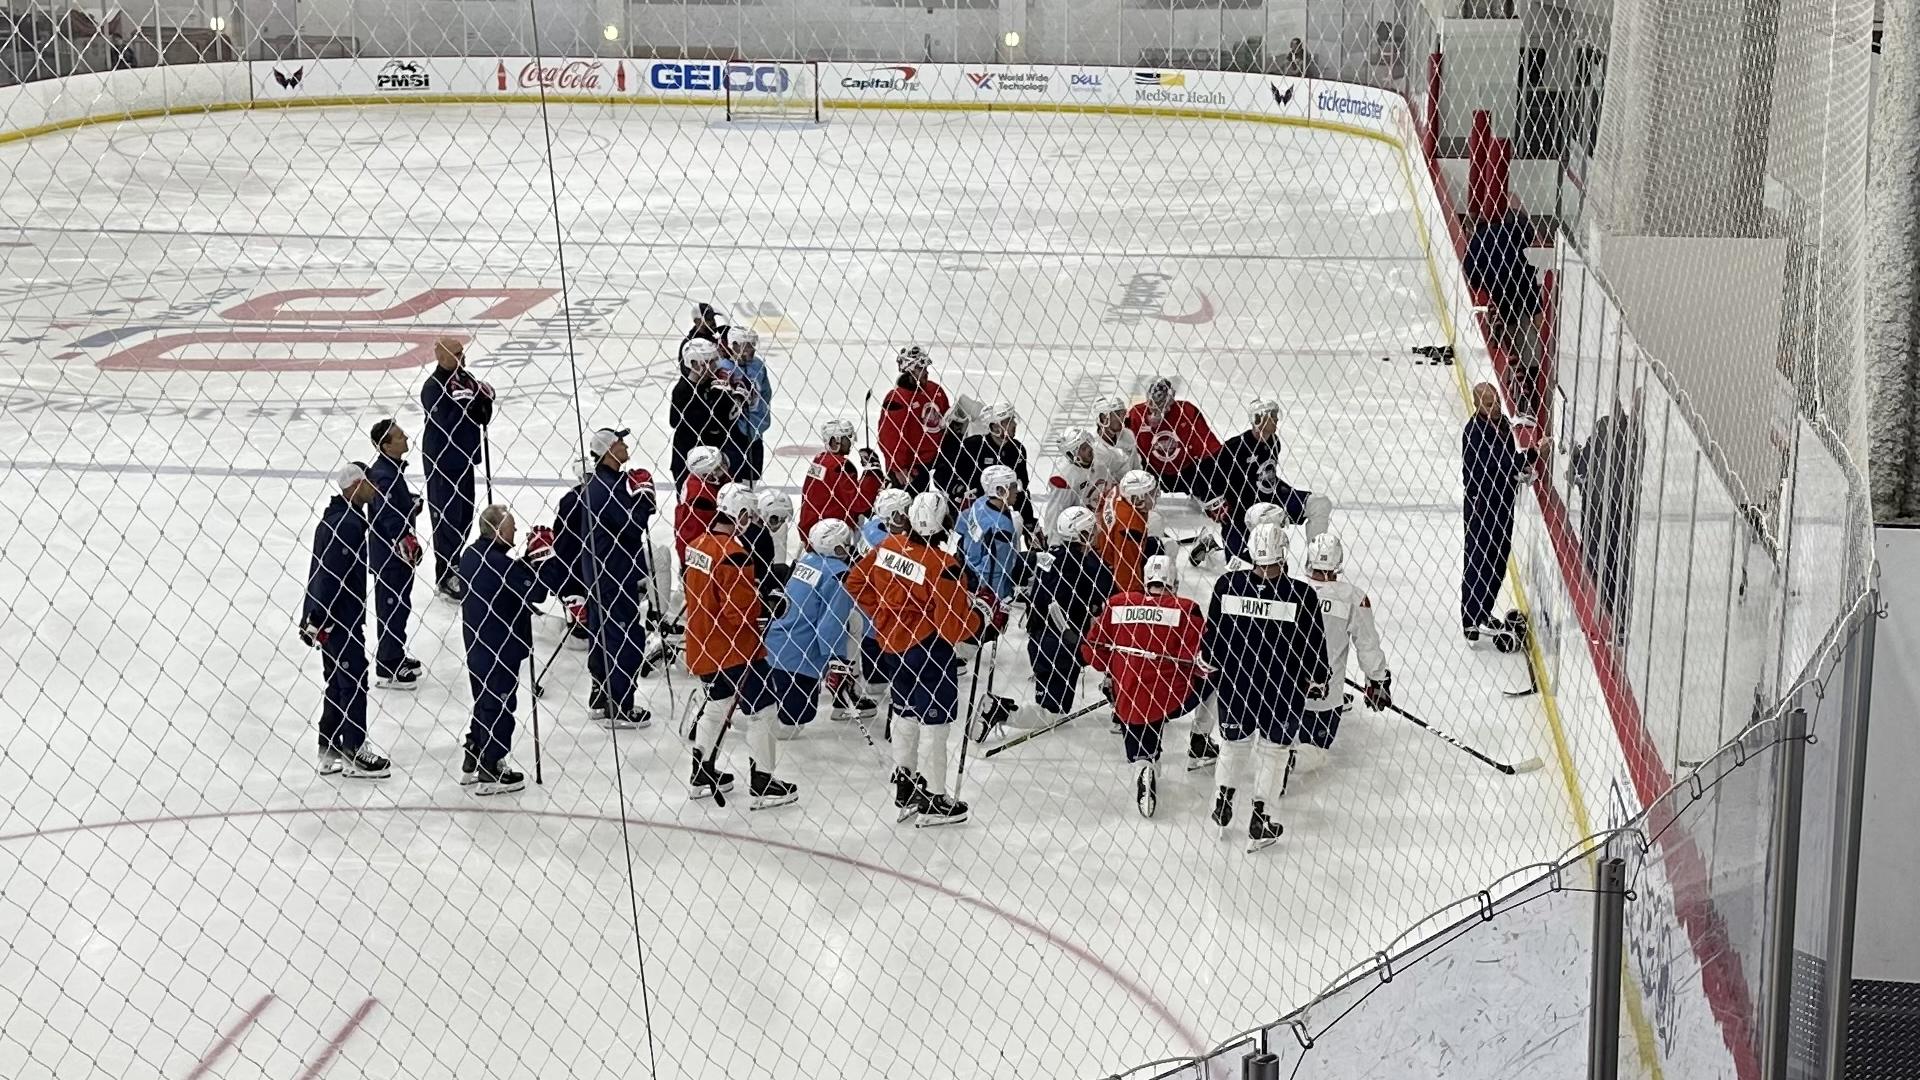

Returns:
682,529,765,675
1094,489,1150,595
845,533,982,655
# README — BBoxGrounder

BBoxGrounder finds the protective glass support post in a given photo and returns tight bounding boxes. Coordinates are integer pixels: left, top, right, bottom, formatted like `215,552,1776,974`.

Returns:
1761,706,1807,1080
1587,856,1628,1080
1241,1050,1280,1080
1820,598,1877,1077
1671,449,1702,767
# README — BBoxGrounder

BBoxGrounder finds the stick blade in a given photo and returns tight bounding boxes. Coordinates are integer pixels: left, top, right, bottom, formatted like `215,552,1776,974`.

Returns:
1511,756,1546,774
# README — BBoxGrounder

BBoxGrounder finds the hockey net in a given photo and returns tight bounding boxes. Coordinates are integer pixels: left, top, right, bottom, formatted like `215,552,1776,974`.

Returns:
0,3,1883,1080
724,59,821,123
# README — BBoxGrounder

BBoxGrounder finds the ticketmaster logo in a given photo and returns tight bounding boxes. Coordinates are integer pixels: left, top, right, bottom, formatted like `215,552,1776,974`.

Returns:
1315,88,1385,119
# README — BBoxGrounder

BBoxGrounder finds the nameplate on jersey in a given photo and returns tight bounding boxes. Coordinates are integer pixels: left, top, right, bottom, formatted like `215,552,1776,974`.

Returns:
791,562,823,588
806,461,829,482
875,548,927,585
683,548,714,576
1111,604,1182,627
1321,598,1352,621
1221,596,1296,622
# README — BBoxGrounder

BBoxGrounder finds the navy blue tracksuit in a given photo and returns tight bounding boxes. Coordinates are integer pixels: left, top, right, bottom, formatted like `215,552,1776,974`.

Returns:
582,464,656,719
1203,570,1329,745
458,538,553,767
1024,541,1115,715
1461,413,1539,629
304,496,371,754
366,452,420,676
420,365,493,587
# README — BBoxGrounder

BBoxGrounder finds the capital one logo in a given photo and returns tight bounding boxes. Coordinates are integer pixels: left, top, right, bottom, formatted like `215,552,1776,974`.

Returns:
841,65,921,91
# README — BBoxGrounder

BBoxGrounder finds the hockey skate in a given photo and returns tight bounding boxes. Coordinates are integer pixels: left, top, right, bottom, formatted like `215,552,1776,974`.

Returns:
688,751,735,800
1247,800,1284,852
1135,763,1158,819
341,748,391,779
830,681,878,722
1186,532,1223,568
474,762,526,796
317,746,345,776
1211,786,1236,832
458,743,479,786
749,768,799,811
1187,732,1220,771
375,667,420,691
968,694,1015,743
916,791,969,828
892,767,922,823
604,705,652,731
398,657,423,676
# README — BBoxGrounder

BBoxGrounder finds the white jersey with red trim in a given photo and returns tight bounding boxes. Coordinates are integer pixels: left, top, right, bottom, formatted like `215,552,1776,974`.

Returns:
1305,575,1388,712
1089,431,1141,489
1040,456,1105,539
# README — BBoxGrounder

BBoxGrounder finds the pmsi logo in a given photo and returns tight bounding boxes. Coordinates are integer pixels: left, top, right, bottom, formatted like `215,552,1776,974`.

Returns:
376,60,430,91
841,65,920,91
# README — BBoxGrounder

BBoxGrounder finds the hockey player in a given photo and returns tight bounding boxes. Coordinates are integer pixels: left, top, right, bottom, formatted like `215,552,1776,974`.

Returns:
1040,427,1103,540
930,395,983,500
300,463,391,779
764,519,867,733
1095,469,1165,595
1082,554,1207,817
1300,532,1392,773
1206,398,1333,564
957,465,1023,604
855,487,914,704
581,427,656,730
456,506,556,796
845,491,993,827
876,345,951,491
678,301,730,366
683,483,799,808
674,445,728,562
670,339,745,486
1017,506,1113,729
757,488,795,584
1089,393,1143,489
954,402,1032,507
1127,377,1222,496
719,327,772,483
1461,381,1542,639
365,418,423,689
799,419,882,539
1202,522,1330,851
419,338,494,599
549,460,593,647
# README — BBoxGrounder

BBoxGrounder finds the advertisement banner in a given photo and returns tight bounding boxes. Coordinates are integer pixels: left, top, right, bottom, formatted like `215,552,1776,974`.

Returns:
1304,79,1395,133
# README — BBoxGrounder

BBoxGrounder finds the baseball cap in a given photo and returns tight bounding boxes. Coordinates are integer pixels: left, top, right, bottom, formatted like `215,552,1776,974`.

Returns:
589,427,630,458
332,461,367,491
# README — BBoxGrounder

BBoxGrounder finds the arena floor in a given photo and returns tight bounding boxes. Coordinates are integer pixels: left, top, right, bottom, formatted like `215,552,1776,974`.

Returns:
0,105,1577,1079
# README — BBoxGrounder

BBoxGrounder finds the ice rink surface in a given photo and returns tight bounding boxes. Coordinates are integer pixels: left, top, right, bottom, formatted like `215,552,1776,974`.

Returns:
0,106,1577,1078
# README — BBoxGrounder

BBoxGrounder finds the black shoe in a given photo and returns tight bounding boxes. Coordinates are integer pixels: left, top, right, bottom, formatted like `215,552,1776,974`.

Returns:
749,768,799,809
459,743,479,786
892,767,921,822
475,762,526,796
1248,800,1284,851
690,751,735,799
1188,733,1219,766
1211,786,1236,829
917,792,968,827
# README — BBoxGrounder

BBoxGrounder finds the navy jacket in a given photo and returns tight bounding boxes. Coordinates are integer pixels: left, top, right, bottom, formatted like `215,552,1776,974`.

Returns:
552,484,587,592
365,452,419,569
669,375,740,463
304,496,369,629
1214,429,1285,515
581,464,655,611
420,366,493,466
1463,211,1540,320
1025,541,1115,641
1462,413,1538,522
459,537,552,677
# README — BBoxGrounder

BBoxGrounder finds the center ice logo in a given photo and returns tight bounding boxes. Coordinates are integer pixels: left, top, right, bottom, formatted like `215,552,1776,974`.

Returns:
1104,272,1215,326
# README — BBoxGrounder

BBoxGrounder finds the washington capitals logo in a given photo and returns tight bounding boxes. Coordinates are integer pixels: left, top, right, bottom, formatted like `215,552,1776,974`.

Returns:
1270,82,1295,107
271,66,304,89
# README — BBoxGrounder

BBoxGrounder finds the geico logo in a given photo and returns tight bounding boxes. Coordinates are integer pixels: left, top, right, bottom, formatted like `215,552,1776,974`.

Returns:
650,63,791,93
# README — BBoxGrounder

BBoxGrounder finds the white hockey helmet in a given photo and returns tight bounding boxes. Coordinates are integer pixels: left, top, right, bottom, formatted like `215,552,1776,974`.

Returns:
1244,501,1286,531
808,518,856,560
979,401,1017,428
1248,397,1281,424
1058,426,1094,453
1092,392,1129,419
686,445,728,481
1054,505,1098,544
716,482,759,523
1143,553,1176,588
757,488,792,524
907,491,950,537
896,344,932,372
731,327,760,350
820,418,856,444
1247,522,1289,568
683,338,720,368
946,394,983,431
1146,377,1176,410
872,487,913,528
980,464,1021,501
1118,469,1159,505
1306,532,1344,573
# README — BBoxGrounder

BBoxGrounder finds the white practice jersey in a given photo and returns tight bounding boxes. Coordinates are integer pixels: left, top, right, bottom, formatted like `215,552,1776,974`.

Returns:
1041,457,1105,539
1305,576,1387,712
1090,432,1141,489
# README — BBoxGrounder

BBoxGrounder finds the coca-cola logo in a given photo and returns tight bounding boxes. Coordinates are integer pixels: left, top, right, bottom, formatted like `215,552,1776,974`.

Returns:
519,61,604,90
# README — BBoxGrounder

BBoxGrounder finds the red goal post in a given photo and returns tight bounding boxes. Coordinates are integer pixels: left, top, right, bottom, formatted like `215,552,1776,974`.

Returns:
724,60,821,123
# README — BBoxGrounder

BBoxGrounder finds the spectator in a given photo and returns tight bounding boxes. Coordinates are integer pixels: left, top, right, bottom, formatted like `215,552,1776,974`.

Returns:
1277,38,1318,78
1571,392,1645,639
1463,204,1544,417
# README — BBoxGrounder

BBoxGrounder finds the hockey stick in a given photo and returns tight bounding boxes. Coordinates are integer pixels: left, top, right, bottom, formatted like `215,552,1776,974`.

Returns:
525,654,544,785
1503,655,1540,699
532,629,569,699
1084,640,1216,672
863,389,875,450
982,698,1109,757
954,641,988,798
1344,678,1544,774
481,431,494,504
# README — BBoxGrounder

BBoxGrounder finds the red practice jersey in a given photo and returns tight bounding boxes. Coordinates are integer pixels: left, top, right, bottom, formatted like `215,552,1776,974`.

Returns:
877,379,951,479
1127,400,1222,476
799,451,881,540
675,474,718,561
1082,590,1205,725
